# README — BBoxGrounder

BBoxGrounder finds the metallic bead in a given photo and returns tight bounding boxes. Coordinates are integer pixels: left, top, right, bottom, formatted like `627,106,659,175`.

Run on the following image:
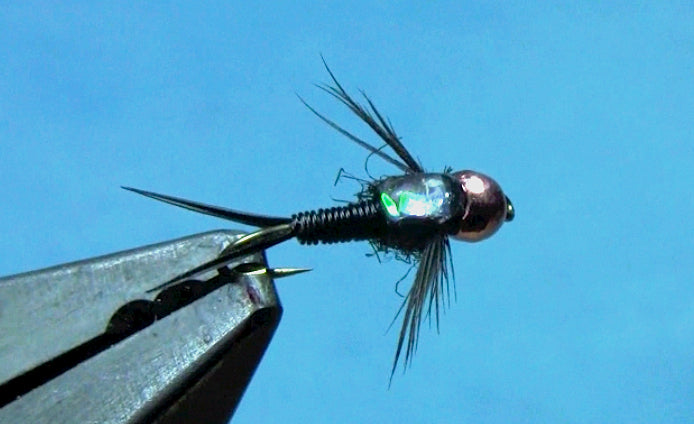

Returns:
450,170,512,242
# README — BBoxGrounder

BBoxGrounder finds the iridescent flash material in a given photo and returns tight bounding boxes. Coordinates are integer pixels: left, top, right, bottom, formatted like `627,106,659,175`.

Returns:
377,174,463,224
124,59,514,383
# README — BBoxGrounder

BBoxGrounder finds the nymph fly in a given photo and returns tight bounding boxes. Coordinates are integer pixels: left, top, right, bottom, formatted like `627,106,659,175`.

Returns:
124,62,514,380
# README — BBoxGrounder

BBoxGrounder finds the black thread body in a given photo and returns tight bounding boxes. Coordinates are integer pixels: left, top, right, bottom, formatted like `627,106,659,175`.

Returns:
292,199,385,245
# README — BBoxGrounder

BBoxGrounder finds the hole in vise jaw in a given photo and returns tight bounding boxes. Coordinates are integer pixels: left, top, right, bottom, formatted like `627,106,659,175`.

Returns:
106,299,156,336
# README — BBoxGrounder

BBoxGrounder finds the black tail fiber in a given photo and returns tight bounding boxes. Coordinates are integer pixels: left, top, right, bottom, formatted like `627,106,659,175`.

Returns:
122,187,292,228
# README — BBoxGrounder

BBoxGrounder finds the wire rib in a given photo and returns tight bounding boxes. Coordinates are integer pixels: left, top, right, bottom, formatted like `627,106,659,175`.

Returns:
293,200,384,245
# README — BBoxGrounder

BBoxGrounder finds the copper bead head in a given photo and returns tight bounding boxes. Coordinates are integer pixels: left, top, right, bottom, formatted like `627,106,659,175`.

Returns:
450,170,514,242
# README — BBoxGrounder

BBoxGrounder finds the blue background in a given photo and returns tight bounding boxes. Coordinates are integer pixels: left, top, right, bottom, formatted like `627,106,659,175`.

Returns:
2,2,693,423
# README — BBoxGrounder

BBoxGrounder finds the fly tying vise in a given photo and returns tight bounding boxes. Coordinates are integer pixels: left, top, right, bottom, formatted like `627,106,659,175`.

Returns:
124,61,514,380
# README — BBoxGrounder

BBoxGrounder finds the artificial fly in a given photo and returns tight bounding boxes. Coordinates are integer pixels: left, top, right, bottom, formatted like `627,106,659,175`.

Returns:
124,61,514,381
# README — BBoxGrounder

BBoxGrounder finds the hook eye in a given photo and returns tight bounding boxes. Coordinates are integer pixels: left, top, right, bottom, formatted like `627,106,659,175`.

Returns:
505,196,515,222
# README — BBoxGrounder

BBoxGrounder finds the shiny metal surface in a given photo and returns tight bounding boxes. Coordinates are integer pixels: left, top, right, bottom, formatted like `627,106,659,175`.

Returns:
451,170,513,242
0,230,282,424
